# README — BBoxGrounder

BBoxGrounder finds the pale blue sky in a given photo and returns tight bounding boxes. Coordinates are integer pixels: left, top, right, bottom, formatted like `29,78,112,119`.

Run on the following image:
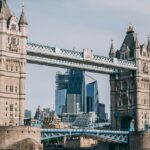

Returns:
8,0,150,116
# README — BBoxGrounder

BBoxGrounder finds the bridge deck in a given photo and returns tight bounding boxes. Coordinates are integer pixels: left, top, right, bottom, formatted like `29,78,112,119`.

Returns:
41,129,129,144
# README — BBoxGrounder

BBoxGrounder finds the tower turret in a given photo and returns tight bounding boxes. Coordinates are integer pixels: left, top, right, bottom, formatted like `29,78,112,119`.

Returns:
19,5,27,25
147,36,150,53
19,6,28,37
0,0,12,51
135,35,140,49
134,34,141,58
109,40,116,57
0,0,11,20
119,26,138,59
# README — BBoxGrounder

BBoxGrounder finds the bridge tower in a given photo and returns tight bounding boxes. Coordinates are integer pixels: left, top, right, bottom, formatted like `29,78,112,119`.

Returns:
110,26,150,131
0,0,27,126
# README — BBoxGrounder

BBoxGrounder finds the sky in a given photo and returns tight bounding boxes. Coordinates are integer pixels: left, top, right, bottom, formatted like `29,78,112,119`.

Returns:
7,0,150,116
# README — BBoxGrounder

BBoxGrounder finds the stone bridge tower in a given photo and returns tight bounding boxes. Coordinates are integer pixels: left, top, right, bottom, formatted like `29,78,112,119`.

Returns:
110,26,150,131
0,0,27,126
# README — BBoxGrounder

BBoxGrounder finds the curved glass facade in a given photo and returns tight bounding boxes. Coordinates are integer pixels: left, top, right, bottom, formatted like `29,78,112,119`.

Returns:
55,69,99,116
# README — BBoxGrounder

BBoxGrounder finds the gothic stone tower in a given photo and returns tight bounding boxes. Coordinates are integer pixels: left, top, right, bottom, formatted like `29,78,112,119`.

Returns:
110,26,150,131
0,0,27,126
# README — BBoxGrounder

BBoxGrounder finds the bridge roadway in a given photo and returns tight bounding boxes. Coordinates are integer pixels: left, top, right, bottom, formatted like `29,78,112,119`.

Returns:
27,43,136,74
41,129,129,144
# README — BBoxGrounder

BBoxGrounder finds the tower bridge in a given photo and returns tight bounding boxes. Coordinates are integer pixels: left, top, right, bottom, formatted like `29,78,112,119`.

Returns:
1,0,150,149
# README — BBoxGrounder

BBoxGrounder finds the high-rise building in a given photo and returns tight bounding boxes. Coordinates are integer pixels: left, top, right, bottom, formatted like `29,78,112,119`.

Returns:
67,94,80,113
55,69,100,116
86,75,99,113
67,69,85,113
97,103,106,122
55,71,69,116
25,109,32,119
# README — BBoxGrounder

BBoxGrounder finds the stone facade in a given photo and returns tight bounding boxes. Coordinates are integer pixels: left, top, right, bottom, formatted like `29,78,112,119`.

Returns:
0,126,42,149
96,142,128,150
110,26,150,131
64,136,97,149
0,1,27,126
5,138,42,150
129,131,150,150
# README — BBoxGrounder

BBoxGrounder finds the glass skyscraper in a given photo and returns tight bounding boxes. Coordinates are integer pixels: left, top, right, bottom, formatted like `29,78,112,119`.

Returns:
55,69,99,116
85,74,99,113
55,71,68,116
67,70,85,113
86,81,99,113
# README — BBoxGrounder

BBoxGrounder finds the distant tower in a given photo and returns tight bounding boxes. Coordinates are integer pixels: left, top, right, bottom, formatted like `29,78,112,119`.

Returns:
110,26,150,131
0,0,28,126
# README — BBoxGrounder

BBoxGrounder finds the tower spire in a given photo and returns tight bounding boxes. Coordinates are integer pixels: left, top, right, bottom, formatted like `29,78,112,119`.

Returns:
109,40,116,57
19,5,28,25
135,33,140,49
147,36,150,52
0,0,11,20
127,25,134,34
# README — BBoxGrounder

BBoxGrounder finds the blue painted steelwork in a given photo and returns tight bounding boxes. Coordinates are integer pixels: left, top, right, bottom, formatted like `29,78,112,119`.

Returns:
41,129,129,144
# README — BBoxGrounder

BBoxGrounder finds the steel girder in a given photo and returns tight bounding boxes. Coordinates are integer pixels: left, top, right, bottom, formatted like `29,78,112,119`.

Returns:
41,129,129,144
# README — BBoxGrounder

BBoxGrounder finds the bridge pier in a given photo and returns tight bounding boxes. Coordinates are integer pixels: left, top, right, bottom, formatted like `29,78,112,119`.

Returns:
64,136,129,150
96,142,129,150
0,126,42,150
63,135,97,149
129,131,150,150
96,131,150,150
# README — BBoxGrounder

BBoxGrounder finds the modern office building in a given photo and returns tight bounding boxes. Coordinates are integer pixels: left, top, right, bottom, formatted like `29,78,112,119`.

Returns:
67,94,80,113
86,75,99,113
55,70,85,115
67,69,85,113
55,69,100,117
97,103,106,122
55,71,69,116
62,112,96,126
25,109,32,119
73,112,97,127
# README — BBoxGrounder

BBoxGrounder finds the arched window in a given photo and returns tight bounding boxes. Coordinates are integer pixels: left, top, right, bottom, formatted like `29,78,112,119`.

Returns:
6,65,8,70
6,85,8,92
11,24,16,30
15,86,17,93
11,66,13,71
10,104,13,111
122,95,128,106
16,66,18,72
10,85,13,92
8,37,10,43
122,81,127,90
11,37,16,45
17,39,19,45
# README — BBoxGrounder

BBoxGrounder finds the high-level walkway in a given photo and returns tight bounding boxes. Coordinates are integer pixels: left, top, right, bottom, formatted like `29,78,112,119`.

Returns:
27,43,136,74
